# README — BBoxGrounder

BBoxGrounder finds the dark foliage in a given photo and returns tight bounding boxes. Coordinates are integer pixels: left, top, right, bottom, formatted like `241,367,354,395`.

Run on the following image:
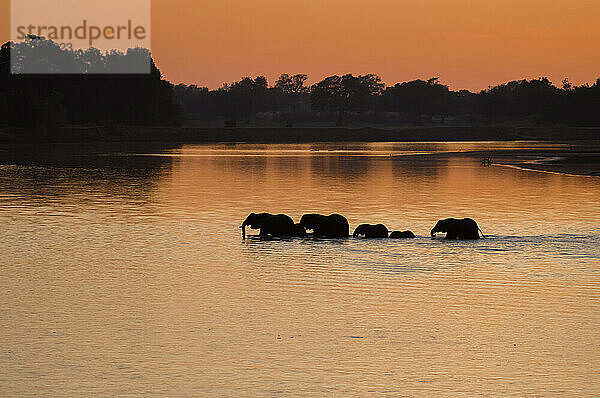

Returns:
173,74,600,128
311,74,384,125
0,39,180,131
383,77,453,124
1,38,598,132
174,73,312,125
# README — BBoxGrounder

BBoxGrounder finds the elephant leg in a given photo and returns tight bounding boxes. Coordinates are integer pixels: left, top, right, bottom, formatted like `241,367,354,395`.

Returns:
314,226,324,238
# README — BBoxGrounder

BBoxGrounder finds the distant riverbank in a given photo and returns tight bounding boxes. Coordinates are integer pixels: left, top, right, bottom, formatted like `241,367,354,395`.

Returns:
493,153,600,177
1,125,598,145
2,125,599,177
405,144,600,177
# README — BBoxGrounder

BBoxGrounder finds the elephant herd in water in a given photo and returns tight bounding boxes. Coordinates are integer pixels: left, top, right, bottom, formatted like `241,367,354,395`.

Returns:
241,213,484,240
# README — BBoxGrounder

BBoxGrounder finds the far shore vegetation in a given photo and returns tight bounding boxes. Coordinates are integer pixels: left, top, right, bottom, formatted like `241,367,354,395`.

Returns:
0,38,599,142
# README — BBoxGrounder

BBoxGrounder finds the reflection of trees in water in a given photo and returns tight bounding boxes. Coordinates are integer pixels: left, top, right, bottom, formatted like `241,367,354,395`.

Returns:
390,142,445,153
0,144,175,207
213,156,269,179
203,151,377,184
199,156,310,196
310,155,370,181
390,156,445,180
194,149,443,187
308,142,371,152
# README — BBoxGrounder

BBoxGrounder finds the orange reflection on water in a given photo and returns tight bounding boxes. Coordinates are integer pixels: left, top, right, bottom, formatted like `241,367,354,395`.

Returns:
1,142,600,395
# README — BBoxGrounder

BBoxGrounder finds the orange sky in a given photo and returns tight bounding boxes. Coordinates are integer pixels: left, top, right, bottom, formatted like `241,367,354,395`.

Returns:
2,0,599,91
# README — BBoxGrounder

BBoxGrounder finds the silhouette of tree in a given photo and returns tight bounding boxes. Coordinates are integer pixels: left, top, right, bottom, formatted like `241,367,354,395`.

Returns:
275,74,308,95
170,73,600,129
562,78,573,91
311,74,383,125
220,76,270,122
5,39,597,135
384,78,452,125
478,78,560,123
273,74,309,124
561,78,600,126
0,39,180,132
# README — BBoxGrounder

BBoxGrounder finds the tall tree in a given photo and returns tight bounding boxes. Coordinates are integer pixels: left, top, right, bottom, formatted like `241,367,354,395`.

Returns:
311,74,383,125
384,78,452,125
275,74,308,95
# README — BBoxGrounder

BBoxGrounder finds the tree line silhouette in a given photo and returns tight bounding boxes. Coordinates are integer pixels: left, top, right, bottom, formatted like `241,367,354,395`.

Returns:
0,38,179,130
175,74,600,127
0,38,599,134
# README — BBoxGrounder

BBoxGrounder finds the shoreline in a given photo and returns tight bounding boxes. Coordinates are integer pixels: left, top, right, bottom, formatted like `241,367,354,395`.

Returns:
412,148,600,177
1,125,599,145
1,126,599,177
492,156,600,177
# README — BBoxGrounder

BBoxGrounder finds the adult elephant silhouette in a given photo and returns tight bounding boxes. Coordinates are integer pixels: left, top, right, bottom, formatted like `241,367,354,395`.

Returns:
299,214,349,238
240,213,305,239
353,224,389,238
430,218,484,240
389,230,416,239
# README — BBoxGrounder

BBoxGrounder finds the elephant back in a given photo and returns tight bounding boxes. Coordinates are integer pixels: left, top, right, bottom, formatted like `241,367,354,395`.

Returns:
353,223,388,238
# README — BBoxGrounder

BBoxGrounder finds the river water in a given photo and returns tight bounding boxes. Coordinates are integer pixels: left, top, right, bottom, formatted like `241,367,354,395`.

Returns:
1,142,599,396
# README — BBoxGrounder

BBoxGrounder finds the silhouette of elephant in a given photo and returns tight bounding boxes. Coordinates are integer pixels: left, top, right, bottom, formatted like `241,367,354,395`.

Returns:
430,218,484,240
353,224,389,238
293,223,307,237
389,230,416,239
240,213,305,239
299,213,349,238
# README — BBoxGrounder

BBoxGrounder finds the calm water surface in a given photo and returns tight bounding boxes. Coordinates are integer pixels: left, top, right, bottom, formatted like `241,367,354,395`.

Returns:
1,142,599,396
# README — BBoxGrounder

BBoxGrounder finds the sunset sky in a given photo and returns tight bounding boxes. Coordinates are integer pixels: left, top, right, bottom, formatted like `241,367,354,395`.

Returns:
2,0,599,91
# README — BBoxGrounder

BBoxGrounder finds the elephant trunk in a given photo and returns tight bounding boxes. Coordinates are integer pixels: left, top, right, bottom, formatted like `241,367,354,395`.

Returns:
240,221,247,239
430,228,437,237
478,227,486,239
298,217,313,231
